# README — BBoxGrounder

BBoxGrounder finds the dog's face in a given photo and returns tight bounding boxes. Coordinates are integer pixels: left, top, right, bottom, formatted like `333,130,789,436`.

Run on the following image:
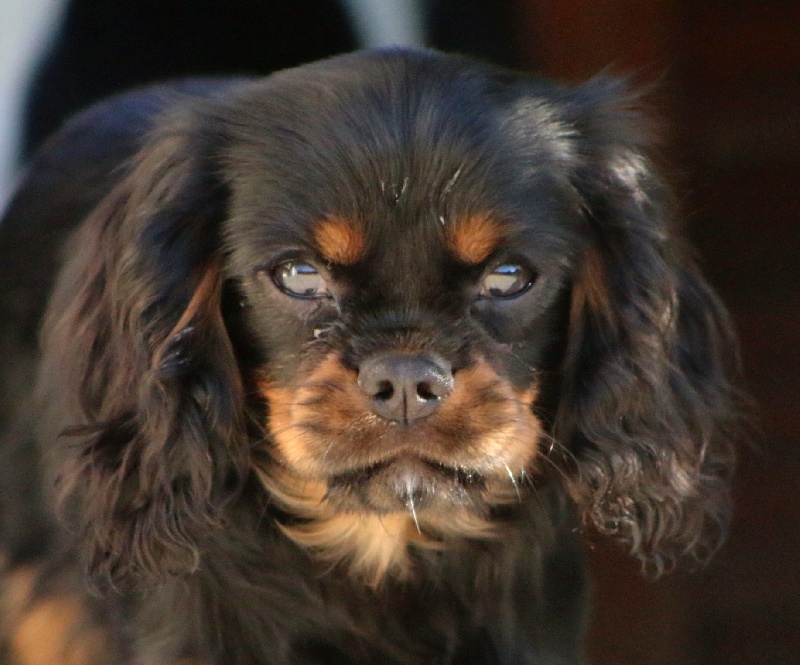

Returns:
42,49,738,585
217,59,588,577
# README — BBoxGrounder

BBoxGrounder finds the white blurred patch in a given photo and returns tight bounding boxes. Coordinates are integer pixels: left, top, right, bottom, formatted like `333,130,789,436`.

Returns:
340,0,426,49
0,0,65,213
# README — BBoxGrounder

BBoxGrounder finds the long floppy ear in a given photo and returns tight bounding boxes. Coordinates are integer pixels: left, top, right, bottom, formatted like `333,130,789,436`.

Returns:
555,79,740,571
40,107,248,583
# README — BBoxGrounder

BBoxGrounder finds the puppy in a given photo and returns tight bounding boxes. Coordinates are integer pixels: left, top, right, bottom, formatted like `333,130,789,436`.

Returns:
0,49,739,664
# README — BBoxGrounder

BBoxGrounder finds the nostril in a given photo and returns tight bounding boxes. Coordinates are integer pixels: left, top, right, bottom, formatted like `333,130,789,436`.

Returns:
416,382,437,401
374,380,394,401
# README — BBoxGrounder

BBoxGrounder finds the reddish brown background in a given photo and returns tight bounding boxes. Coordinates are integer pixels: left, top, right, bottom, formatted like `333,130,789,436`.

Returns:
513,1,800,663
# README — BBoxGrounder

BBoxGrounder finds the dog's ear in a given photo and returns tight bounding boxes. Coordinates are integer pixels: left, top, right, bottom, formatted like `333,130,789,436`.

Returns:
41,107,248,583
554,79,740,571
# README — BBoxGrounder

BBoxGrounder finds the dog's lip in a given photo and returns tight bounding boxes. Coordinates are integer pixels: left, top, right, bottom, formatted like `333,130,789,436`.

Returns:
323,455,488,513
326,455,485,489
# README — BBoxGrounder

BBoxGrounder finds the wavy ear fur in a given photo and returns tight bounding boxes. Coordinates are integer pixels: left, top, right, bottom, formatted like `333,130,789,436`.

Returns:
555,79,740,571
40,108,248,583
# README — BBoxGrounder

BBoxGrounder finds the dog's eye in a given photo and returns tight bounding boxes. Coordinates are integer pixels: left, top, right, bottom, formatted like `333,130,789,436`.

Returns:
478,264,535,299
272,261,329,298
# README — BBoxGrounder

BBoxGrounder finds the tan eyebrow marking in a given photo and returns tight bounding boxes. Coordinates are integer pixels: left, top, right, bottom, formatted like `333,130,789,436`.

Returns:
313,215,366,266
445,213,507,264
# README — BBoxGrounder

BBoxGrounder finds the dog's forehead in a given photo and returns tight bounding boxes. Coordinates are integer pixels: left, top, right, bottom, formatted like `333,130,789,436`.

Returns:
222,50,584,276
226,54,501,195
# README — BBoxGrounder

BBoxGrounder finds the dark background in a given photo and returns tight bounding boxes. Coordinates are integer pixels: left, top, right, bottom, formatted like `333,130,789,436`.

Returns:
14,1,800,662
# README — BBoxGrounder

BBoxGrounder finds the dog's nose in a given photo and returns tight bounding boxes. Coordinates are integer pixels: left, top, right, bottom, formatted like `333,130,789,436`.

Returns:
357,353,454,424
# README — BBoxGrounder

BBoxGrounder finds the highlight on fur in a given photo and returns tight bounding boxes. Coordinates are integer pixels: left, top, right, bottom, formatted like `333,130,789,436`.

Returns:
0,48,742,662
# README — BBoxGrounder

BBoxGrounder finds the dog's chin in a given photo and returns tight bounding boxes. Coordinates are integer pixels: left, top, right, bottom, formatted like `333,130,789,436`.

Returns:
323,456,487,514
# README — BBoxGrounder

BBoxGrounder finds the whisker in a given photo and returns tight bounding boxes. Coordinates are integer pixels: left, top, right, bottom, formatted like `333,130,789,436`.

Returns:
536,448,573,484
503,463,522,501
538,431,578,466
321,436,338,463
406,492,422,535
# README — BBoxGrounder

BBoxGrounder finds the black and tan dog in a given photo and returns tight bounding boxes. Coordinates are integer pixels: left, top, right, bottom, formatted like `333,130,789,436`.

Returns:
0,49,739,664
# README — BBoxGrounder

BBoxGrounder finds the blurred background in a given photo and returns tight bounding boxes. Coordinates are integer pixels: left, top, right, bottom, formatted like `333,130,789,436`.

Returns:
1,1,798,663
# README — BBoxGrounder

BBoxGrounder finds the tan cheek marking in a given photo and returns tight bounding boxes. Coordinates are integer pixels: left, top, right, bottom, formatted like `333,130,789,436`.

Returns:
313,215,366,266
446,213,506,264
483,378,542,469
437,357,542,473
259,354,364,476
259,381,315,475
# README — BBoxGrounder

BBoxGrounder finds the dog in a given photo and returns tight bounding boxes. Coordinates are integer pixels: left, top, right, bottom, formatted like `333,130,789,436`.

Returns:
0,48,740,664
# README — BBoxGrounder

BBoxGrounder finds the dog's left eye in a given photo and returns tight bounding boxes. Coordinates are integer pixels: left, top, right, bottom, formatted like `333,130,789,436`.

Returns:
272,261,330,298
478,264,536,299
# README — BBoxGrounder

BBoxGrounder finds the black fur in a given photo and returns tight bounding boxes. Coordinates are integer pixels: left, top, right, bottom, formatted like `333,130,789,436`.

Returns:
0,49,739,664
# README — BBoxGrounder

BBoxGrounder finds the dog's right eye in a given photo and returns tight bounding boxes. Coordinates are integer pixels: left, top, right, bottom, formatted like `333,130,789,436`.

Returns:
272,261,330,299
478,263,536,299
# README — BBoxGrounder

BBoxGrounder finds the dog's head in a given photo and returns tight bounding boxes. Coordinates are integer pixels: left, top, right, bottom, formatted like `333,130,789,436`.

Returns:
43,49,739,584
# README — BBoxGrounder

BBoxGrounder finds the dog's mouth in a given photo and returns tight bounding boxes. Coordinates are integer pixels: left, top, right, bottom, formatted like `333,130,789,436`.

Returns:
323,455,487,514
